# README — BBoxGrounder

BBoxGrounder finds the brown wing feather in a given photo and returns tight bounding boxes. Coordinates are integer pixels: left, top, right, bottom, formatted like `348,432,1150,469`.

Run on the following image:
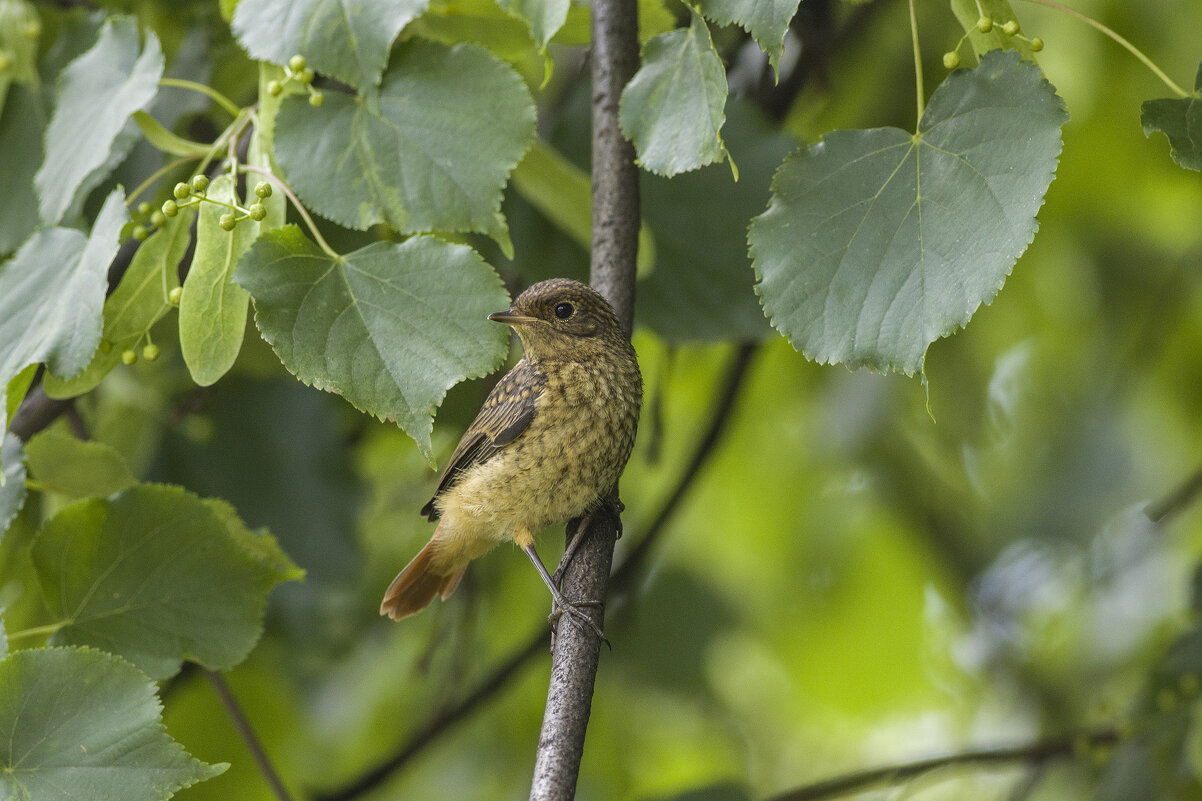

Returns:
421,359,542,521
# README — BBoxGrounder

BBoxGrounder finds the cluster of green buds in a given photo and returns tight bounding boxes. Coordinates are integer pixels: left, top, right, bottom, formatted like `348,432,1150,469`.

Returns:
266,54,324,107
159,175,273,232
99,334,159,365
943,17,1044,70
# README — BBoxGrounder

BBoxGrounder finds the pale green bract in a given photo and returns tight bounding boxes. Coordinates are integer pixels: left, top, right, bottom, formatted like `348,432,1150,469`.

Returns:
749,50,1068,375
273,39,535,252
0,647,226,801
235,227,511,461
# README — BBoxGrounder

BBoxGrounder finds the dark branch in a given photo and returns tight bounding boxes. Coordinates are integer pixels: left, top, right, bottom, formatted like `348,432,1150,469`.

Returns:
204,669,294,801
9,384,72,443
763,727,1120,801
1145,461,1202,524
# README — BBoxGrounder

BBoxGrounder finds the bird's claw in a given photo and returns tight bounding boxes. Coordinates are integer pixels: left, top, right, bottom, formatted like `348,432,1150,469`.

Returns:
549,599,610,650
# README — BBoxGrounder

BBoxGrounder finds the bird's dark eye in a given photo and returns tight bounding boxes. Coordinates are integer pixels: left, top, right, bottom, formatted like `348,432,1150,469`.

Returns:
553,302,575,320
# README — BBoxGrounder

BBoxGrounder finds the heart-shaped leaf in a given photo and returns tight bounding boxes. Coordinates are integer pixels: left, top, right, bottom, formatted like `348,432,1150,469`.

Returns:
1142,62,1202,172
749,50,1068,374
235,226,510,460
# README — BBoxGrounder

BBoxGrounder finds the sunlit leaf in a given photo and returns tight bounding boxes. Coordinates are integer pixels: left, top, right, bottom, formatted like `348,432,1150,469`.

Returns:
31,483,299,679
234,226,510,460
42,205,194,399
749,50,1067,374
0,647,226,801
1141,63,1202,172
0,189,126,424
232,0,428,90
24,429,137,498
34,16,162,225
620,10,731,177
274,39,535,252
949,0,1037,64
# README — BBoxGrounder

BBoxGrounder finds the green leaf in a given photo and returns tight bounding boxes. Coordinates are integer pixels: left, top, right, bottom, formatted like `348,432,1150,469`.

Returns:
34,16,162,225
694,0,800,75
619,10,733,177
1141,63,1202,172
0,432,26,538
0,84,45,254
274,39,535,252
496,0,569,50
4,363,36,433
31,483,298,679
234,226,510,459
749,50,1067,374
24,429,137,498
43,205,194,399
179,174,259,386
232,0,428,90
510,140,656,277
637,99,796,341
0,189,126,424
0,647,226,801
132,110,211,157
203,496,305,583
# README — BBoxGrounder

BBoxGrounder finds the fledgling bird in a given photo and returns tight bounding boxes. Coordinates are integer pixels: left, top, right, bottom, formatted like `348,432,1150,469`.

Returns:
380,278,642,630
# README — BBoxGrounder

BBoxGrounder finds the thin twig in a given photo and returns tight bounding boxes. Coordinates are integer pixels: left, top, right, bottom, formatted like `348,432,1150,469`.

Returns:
312,344,758,801
763,726,1120,801
1145,462,1202,524
204,669,294,801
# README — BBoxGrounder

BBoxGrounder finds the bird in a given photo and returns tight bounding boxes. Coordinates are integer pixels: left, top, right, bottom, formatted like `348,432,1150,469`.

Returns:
380,278,642,633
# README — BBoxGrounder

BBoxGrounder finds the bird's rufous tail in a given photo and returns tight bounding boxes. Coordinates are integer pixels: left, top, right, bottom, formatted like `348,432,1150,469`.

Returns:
380,538,467,620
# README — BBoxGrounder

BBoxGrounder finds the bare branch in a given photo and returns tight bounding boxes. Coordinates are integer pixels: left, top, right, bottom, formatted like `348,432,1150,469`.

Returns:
204,669,294,801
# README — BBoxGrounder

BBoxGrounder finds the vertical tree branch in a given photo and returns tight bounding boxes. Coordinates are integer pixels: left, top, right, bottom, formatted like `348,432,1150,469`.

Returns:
528,1,640,798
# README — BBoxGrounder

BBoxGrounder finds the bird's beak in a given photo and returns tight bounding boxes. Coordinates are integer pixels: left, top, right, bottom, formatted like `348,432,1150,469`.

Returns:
488,309,539,326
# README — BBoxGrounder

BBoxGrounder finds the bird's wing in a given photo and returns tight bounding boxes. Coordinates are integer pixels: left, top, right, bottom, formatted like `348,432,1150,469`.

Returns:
420,359,542,520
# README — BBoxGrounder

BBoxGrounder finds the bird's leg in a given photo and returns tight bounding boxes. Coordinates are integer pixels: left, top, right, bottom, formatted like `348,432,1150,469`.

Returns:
519,541,608,646
552,496,625,585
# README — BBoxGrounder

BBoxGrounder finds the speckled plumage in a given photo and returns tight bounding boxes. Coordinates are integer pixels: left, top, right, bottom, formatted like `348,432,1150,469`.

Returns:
381,278,642,621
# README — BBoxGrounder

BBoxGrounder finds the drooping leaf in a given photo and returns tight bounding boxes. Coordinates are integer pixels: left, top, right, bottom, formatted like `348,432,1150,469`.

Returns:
42,205,194,399
694,0,800,75
496,0,568,50
34,16,162,225
0,647,226,801
619,10,732,177
24,429,137,498
0,432,26,538
274,39,535,252
0,189,126,424
1141,63,1202,172
232,0,428,90
234,226,510,460
637,99,795,341
749,50,1068,374
31,483,299,679
179,174,263,386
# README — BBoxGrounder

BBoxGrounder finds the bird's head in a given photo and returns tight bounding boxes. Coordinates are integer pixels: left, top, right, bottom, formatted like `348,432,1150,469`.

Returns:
488,278,629,364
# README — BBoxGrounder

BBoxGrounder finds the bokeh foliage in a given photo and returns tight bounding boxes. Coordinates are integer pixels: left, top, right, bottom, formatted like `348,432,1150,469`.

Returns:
1,0,1202,800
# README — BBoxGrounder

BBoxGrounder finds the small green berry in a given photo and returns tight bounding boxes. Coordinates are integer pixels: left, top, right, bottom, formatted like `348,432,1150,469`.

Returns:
1002,19,1019,36
162,199,179,218
309,91,324,107
1030,37,1044,52
267,80,283,97
142,343,161,361
219,213,237,231
976,17,993,33
132,225,149,242
151,210,167,228
943,52,961,70
191,174,209,193
289,54,307,72
168,287,183,306
98,339,112,354
254,182,273,199
249,202,267,221
173,182,191,199
136,201,152,218
300,68,315,85
121,349,138,365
